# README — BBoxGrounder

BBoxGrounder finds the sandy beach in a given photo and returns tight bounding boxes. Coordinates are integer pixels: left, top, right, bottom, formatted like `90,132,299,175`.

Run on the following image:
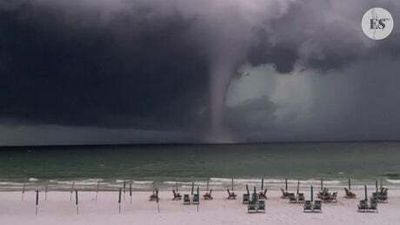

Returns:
1,188,399,225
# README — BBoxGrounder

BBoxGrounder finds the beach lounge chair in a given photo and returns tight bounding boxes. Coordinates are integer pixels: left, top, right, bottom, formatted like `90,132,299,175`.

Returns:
297,193,305,203
257,200,266,213
242,193,250,204
258,188,267,200
227,189,237,200
149,189,159,201
303,200,312,212
247,201,257,213
313,200,322,212
369,198,378,212
358,200,368,212
183,194,191,205
203,189,213,200
288,193,297,203
192,193,200,205
280,188,290,198
344,188,356,199
248,191,259,214
172,190,182,200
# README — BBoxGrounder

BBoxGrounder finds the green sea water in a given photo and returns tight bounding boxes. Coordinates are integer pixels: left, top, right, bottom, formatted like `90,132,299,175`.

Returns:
0,142,399,190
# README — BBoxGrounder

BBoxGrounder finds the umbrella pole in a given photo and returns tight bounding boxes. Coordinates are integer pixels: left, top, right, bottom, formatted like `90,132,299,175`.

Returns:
22,182,26,201
285,178,288,192
231,177,234,192
261,177,264,191
129,182,133,204
348,178,351,191
35,189,39,216
297,180,300,195
321,178,323,190
364,185,367,201
123,181,126,201
118,188,122,214
96,181,100,201
75,190,79,215
311,186,314,202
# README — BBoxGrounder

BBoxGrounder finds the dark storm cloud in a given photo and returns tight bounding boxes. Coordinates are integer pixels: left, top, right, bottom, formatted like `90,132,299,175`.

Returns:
0,0,210,129
1,0,400,144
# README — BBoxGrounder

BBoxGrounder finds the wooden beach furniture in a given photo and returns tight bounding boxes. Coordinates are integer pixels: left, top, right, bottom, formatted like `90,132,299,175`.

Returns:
288,193,297,203
172,190,182,200
303,200,312,212
344,178,356,199
203,189,213,200
357,200,368,212
227,178,237,200
258,178,267,199
372,187,388,203
149,189,159,201
247,187,265,213
183,194,191,205
368,198,378,212
227,189,237,200
297,193,305,203
242,184,250,204
358,184,378,213
344,188,356,199
257,200,266,213
193,192,200,205
258,188,267,200
313,200,322,212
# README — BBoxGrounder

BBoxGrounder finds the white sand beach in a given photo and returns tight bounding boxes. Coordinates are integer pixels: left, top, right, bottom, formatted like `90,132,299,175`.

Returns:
0,188,399,225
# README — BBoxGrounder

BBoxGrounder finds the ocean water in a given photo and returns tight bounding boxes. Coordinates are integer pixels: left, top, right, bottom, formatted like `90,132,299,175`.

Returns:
0,142,399,191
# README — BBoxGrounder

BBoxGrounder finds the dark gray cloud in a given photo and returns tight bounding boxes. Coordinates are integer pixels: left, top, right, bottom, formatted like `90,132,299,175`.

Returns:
1,0,400,144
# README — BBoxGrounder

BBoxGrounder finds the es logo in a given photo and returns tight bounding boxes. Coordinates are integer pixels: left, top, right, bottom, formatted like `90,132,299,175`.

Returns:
362,8,394,40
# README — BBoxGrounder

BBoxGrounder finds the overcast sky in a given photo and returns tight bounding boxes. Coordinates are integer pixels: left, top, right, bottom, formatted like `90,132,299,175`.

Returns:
1,0,400,145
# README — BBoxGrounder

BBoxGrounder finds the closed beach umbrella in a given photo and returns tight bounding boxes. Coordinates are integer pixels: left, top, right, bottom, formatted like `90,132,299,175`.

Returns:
375,180,378,192
75,190,78,206
118,188,122,214
311,186,314,202
246,184,250,195
35,189,39,216
75,190,79,215
206,179,209,192
364,185,367,201
191,182,194,195
231,177,234,191
261,177,264,190
348,178,351,190
320,178,323,190
129,182,133,204
285,178,288,191
297,180,300,194
36,190,39,206
175,181,178,192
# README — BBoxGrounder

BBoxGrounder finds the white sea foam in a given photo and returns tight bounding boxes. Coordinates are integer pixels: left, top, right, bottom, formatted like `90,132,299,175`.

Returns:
387,179,400,184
